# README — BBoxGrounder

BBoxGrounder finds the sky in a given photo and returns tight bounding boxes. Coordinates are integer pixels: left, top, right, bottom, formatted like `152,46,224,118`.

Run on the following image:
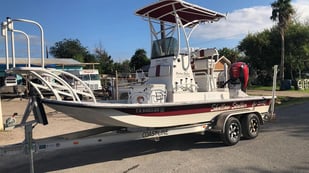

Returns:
0,0,309,62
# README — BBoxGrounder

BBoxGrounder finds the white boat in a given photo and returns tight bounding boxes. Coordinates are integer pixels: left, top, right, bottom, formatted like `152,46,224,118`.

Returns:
6,0,275,129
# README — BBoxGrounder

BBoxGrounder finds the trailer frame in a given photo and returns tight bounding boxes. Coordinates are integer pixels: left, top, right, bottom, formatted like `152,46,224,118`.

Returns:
0,95,273,173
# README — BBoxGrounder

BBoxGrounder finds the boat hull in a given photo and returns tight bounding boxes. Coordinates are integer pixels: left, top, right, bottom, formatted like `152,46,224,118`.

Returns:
42,96,272,128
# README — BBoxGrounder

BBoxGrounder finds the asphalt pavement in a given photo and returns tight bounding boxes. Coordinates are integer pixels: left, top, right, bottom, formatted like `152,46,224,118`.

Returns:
0,101,308,173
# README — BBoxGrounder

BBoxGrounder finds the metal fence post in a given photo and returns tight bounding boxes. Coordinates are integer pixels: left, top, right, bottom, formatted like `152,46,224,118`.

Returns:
0,96,4,131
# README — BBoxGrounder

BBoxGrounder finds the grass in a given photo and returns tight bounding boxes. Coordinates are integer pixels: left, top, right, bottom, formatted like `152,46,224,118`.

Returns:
248,85,309,93
296,89,309,94
249,85,309,107
276,96,309,107
248,85,278,91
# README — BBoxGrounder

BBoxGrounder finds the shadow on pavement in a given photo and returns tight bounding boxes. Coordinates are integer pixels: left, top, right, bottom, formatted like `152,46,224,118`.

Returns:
0,132,225,172
262,101,309,140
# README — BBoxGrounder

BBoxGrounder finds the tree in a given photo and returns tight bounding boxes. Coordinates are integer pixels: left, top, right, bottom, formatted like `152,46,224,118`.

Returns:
95,46,114,74
285,23,309,79
239,29,278,71
84,53,97,63
50,39,90,62
129,49,150,71
270,0,295,82
238,28,281,85
218,47,243,63
114,60,131,74
238,23,309,85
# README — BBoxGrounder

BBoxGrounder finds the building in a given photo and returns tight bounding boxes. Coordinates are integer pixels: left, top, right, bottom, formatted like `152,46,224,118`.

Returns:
0,57,83,86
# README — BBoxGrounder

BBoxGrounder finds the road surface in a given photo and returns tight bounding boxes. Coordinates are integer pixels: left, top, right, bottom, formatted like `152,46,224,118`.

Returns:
0,102,308,173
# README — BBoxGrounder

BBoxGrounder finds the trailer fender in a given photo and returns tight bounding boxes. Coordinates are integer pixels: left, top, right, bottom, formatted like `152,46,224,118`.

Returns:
211,110,262,134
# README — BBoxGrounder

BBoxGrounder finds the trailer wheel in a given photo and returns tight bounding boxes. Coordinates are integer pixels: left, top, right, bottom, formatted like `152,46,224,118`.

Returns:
241,113,260,139
221,117,241,146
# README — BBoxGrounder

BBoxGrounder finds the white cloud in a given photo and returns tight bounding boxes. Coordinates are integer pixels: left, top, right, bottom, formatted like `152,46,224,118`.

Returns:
192,6,273,41
293,0,309,23
192,0,309,43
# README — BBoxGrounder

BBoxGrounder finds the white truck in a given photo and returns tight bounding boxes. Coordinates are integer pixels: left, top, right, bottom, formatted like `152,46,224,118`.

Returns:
65,69,102,92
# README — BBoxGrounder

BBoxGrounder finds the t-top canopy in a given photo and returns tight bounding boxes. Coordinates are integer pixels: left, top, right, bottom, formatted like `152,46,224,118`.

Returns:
136,0,225,27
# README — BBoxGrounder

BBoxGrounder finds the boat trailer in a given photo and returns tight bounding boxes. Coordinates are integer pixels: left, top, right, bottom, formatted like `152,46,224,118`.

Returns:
0,93,276,173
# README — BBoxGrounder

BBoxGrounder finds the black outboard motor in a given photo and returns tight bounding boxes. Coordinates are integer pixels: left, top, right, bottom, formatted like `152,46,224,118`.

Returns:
229,62,249,92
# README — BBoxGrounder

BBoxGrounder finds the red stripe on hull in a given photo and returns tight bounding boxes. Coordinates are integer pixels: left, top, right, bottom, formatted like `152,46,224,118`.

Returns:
119,99,271,117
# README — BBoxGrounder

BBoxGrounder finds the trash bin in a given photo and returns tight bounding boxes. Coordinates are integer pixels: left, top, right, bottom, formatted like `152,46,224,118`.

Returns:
280,79,291,90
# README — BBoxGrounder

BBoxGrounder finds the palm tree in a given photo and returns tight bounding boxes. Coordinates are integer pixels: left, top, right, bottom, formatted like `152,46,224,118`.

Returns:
270,0,295,84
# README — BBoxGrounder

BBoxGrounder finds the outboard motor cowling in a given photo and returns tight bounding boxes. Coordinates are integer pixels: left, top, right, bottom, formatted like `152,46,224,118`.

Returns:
229,62,249,92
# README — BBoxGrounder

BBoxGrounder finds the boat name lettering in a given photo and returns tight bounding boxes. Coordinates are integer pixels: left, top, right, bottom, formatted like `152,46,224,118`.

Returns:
176,72,190,77
231,102,247,109
142,129,168,138
211,104,230,112
253,100,267,107
136,107,164,113
210,102,248,111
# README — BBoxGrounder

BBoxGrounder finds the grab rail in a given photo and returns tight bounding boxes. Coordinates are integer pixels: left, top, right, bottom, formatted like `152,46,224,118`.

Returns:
6,67,96,102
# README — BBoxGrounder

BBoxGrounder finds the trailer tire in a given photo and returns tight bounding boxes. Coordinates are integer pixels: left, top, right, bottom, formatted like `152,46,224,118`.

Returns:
221,117,241,146
241,113,260,139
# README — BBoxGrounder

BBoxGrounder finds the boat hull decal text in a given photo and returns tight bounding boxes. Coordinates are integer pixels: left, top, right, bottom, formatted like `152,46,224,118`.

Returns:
136,107,165,113
210,102,247,112
142,129,168,138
